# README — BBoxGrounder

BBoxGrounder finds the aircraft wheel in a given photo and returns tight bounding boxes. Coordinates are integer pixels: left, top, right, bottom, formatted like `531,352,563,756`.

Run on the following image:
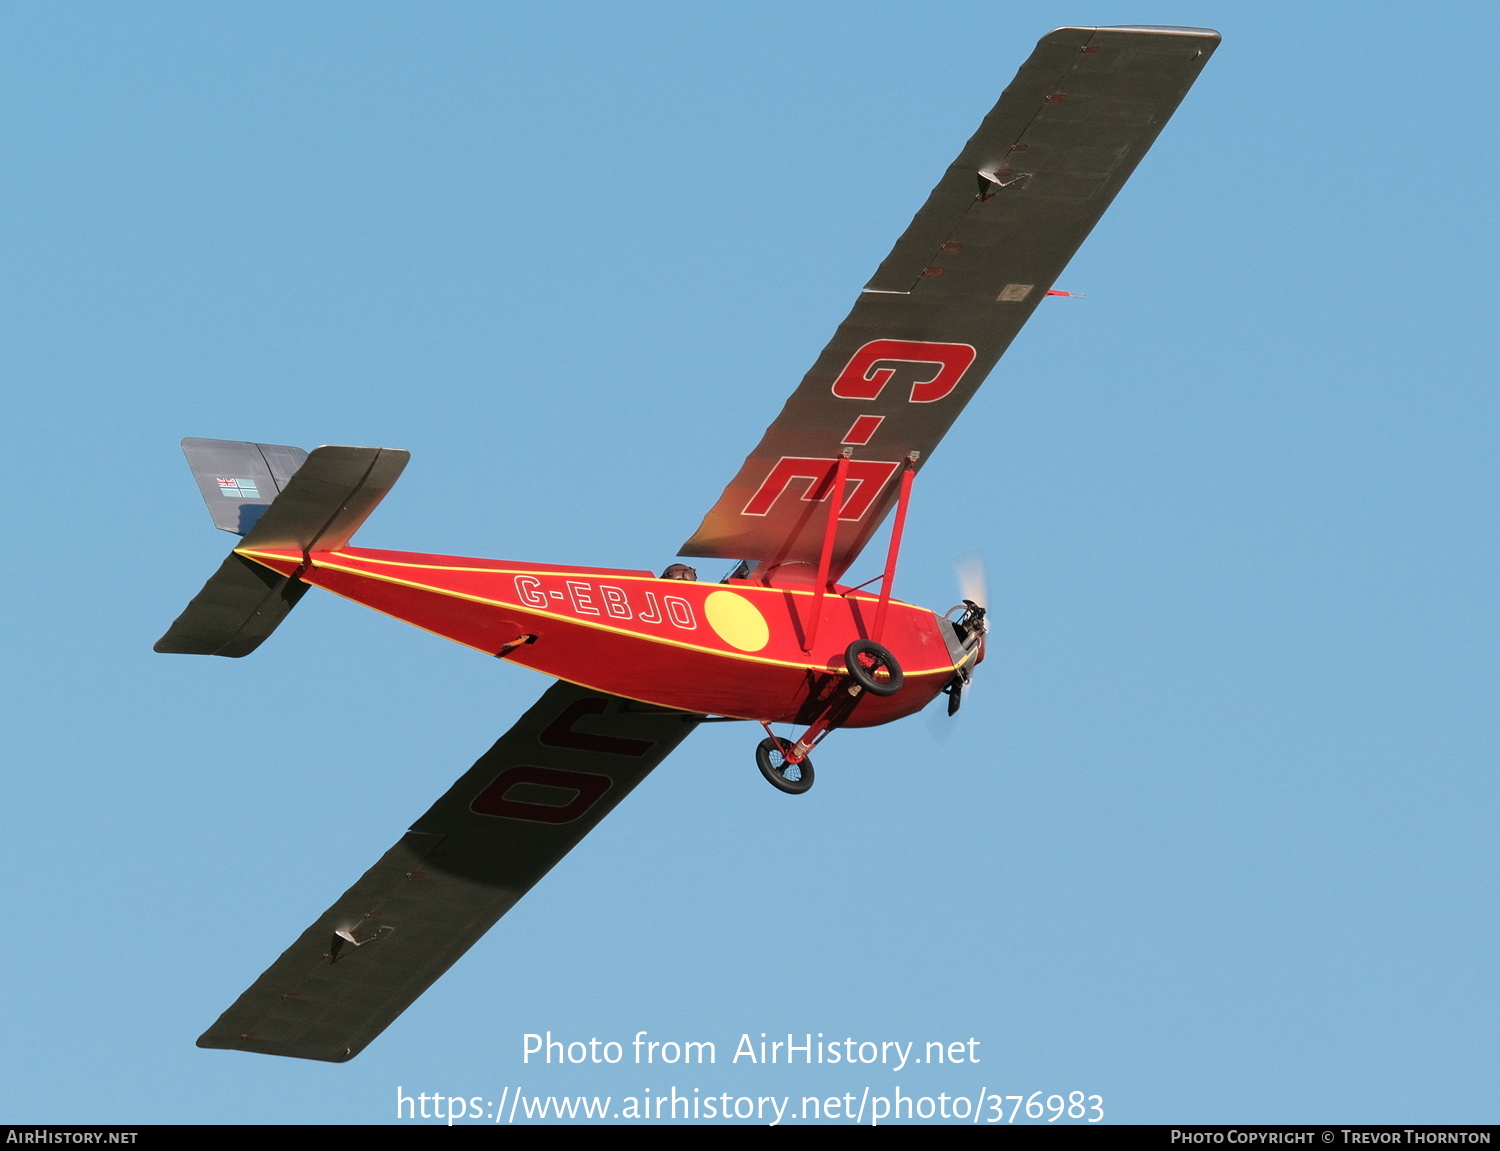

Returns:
845,639,904,697
756,738,814,795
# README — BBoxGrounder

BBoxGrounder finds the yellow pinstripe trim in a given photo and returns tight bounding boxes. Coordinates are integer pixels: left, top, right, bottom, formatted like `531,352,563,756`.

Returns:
316,549,925,610
236,546,959,677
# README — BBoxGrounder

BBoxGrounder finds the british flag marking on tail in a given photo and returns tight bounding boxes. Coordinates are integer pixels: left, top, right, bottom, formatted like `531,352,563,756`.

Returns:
216,477,260,498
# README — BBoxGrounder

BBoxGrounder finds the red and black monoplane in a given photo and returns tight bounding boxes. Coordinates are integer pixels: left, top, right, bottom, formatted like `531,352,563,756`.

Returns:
159,26,1219,1061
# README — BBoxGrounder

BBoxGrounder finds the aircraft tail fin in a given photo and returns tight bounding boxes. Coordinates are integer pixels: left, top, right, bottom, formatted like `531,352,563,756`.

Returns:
156,442,410,657
181,438,310,536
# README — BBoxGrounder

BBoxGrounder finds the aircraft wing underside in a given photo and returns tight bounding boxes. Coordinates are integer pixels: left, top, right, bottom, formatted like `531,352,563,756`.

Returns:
197,682,702,1062
679,25,1219,582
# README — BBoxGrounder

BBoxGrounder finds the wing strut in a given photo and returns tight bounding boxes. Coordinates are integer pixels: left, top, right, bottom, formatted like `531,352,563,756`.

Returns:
871,453,919,642
802,450,852,653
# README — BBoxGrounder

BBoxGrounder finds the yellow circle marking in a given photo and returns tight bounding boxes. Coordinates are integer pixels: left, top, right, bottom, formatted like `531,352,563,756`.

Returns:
704,590,770,652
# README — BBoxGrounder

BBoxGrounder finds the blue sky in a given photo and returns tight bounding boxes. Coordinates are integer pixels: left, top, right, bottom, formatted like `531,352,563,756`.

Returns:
3,1,1497,1125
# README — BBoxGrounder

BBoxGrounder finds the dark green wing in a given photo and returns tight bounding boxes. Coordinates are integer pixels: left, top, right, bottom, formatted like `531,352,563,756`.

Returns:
680,26,1219,582
197,682,701,1061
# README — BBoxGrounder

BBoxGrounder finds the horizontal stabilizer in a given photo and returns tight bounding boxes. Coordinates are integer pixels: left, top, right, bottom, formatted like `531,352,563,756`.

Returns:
238,445,409,555
156,444,409,658
182,438,309,535
153,553,308,657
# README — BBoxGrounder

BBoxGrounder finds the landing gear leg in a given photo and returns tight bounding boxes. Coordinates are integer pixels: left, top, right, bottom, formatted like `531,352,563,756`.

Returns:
753,643,907,795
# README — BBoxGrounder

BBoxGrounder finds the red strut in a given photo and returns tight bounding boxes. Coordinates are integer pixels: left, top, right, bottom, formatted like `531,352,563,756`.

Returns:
802,450,851,653
872,453,918,642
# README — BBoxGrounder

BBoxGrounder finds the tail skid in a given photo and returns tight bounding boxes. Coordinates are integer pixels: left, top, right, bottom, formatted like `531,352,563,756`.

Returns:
155,441,409,657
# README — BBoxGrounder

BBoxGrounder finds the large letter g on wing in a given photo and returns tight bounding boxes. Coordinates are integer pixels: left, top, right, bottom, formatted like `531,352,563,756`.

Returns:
830,339,977,403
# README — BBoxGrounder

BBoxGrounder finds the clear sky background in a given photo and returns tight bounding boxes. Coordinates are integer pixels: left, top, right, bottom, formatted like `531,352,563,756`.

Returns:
4,1,1497,1126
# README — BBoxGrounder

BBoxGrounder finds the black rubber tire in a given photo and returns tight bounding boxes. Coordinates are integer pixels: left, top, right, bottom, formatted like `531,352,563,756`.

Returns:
756,737,815,795
845,639,904,697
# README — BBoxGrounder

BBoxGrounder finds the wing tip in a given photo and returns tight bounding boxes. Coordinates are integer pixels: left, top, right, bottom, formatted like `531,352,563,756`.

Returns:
196,1030,361,1063
1043,25,1221,43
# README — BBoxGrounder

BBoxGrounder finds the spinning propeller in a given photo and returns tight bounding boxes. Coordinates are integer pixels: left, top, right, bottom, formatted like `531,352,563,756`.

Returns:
942,554,990,716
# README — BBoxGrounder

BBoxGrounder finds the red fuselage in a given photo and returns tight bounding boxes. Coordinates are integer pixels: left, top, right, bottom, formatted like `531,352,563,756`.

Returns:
238,544,974,726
